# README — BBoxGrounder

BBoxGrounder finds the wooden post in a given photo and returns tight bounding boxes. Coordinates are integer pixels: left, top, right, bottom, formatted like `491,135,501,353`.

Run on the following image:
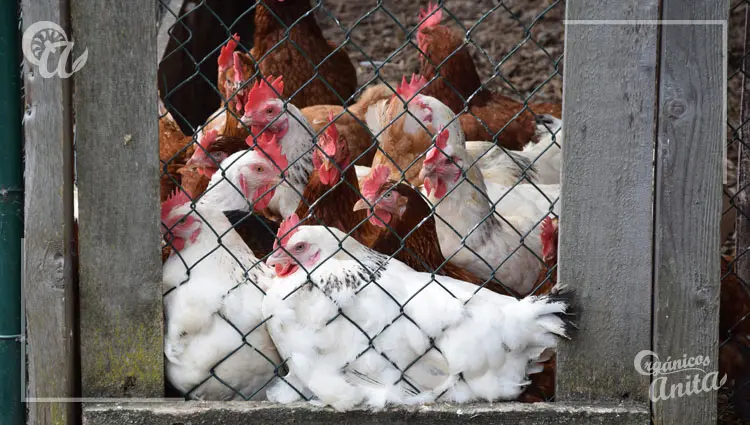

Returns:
72,0,163,397
557,1,658,403
651,2,726,424
21,1,78,423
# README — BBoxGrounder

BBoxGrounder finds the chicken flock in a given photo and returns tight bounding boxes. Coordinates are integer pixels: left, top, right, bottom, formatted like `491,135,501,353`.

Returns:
158,0,748,412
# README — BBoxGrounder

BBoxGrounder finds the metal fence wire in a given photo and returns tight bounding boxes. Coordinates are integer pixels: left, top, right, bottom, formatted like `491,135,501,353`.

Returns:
157,0,567,405
722,1,750,423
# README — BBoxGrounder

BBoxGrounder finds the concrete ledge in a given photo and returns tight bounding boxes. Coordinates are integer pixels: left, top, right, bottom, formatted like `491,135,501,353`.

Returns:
82,401,649,425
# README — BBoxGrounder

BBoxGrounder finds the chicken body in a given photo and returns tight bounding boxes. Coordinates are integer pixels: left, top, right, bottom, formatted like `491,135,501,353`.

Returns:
368,82,561,188
251,0,358,108
421,143,545,296
262,224,573,410
417,6,561,149
162,193,279,400
356,173,507,294
301,84,394,166
467,115,563,186
160,108,195,202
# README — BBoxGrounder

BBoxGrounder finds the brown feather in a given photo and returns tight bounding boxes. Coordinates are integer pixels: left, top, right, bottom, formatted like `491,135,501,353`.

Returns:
418,24,561,149
251,0,358,108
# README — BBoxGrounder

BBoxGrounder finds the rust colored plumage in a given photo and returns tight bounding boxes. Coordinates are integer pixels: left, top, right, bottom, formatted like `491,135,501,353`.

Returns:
295,165,383,247
302,84,394,166
251,0,358,108
517,215,558,403
159,108,194,202
418,18,561,149
370,99,436,185
368,181,512,296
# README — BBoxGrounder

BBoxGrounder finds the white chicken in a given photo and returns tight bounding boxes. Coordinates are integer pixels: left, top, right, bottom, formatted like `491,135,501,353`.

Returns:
261,214,574,411
161,155,282,400
467,114,563,187
365,75,562,188
240,76,315,219
420,128,547,295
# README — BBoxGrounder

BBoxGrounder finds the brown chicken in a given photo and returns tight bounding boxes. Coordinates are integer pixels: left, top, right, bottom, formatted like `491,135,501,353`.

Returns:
720,257,750,420
517,215,559,403
532,216,559,296
178,133,251,198
353,165,512,296
301,84,394,166
294,116,383,246
250,0,358,108
369,75,439,185
217,34,256,117
416,2,561,149
159,104,194,202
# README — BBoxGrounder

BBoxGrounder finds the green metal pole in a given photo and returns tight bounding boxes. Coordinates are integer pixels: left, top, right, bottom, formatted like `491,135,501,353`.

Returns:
0,2,24,425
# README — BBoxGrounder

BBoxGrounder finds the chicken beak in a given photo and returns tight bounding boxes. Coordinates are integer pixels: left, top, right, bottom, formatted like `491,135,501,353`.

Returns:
266,249,291,268
352,199,370,212
322,159,333,172
418,164,432,182
184,154,217,171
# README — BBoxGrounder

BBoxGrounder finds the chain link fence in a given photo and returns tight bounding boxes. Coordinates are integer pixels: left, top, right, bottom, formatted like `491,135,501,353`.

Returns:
157,0,567,406
721,1,750,423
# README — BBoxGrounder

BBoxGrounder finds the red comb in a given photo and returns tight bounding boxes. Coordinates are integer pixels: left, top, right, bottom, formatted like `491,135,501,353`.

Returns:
199,129,219,149
541,216,559,260
161,187,192,221
418,2,442,29
244,75,284,112
396,73,427,100
232,52,244,83
218,34,240,70
319,113,341,156
274,213,301,249
253,132,289,173
436,127,449,149
424,127,449,163
362,165,391,200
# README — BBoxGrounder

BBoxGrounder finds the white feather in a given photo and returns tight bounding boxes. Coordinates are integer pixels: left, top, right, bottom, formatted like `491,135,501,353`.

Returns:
163,169,280,400
262,227,571,410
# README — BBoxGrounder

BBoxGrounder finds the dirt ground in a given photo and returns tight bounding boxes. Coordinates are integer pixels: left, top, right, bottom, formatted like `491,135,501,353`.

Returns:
315,0,564,104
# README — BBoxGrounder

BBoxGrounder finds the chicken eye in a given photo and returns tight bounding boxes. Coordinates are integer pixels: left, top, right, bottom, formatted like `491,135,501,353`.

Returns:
256,165,264,173
294,243,306,252
383,192,392,199
266,107,274,115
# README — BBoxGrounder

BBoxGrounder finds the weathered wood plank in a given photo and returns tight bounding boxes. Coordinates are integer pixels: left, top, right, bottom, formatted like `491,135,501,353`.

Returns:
652,3,727,424
557,1,658,402
72,0,163,397
82,402,650,425
21,1,78,423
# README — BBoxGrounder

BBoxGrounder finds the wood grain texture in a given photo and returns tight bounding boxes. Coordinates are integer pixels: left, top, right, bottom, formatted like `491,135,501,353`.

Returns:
557,1,658,402
72,0,163,397
82,402,650,425
652,2,727,423
21,1,78,423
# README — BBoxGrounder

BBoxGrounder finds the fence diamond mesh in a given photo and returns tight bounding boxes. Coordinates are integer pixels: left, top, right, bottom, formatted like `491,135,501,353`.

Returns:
157,0,565,406
721,1,750,423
